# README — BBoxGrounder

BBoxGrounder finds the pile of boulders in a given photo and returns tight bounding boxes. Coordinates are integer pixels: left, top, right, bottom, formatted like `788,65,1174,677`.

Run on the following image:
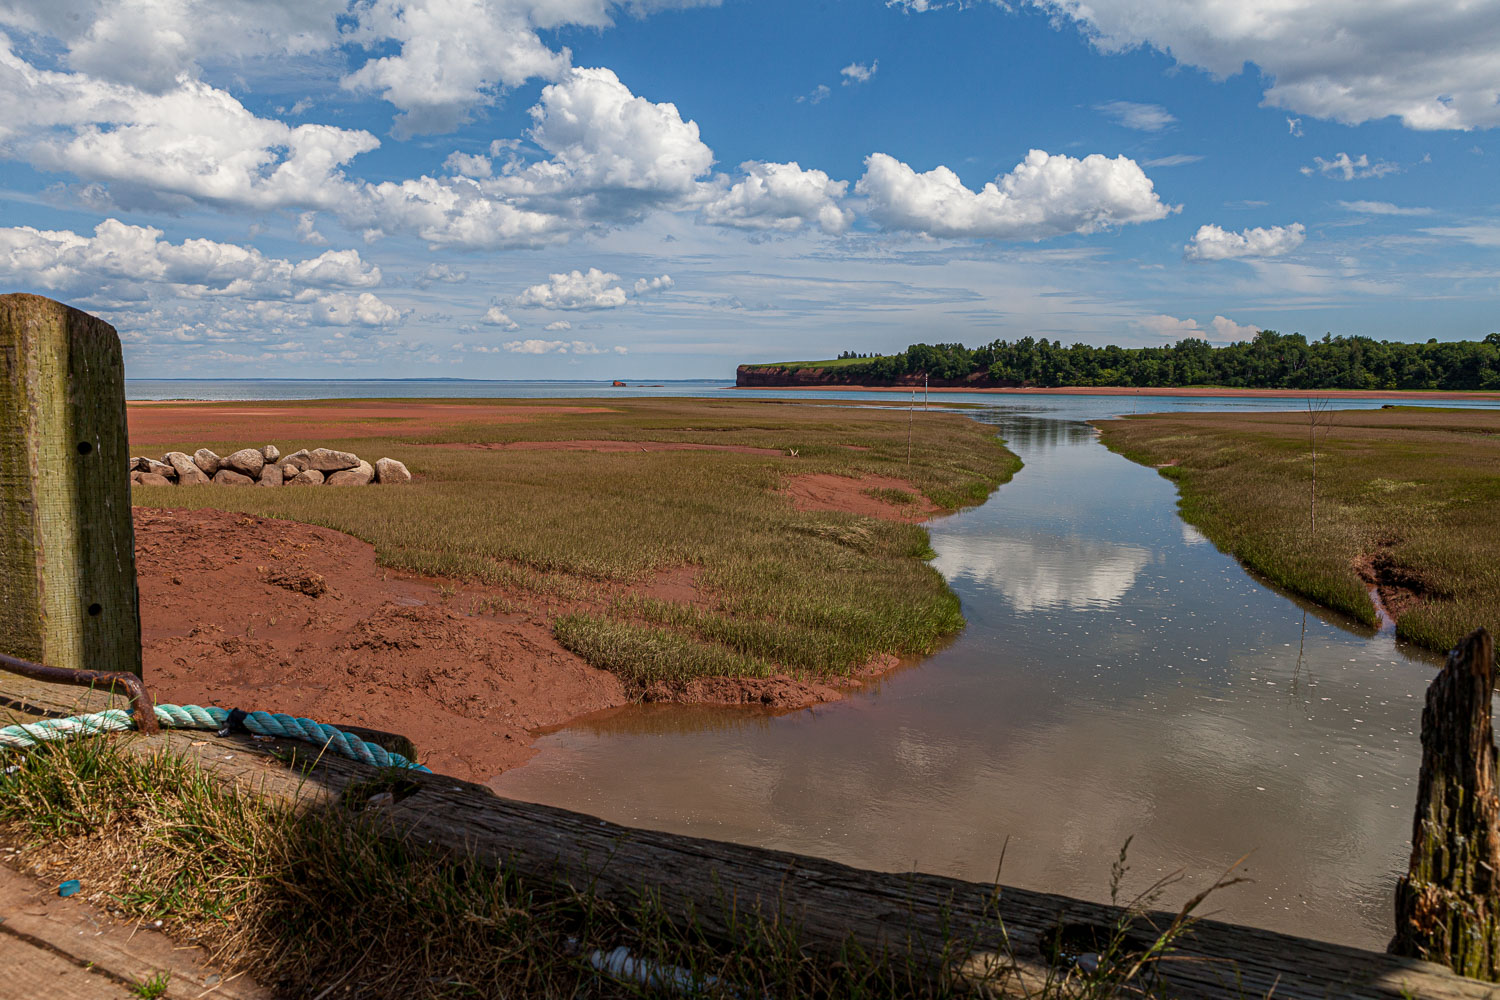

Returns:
129,446,411,488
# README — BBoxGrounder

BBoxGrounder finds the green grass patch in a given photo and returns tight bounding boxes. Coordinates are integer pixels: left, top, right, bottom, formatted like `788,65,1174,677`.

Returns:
864,486,920,505
131,398,1017,691
1094,407,1500,652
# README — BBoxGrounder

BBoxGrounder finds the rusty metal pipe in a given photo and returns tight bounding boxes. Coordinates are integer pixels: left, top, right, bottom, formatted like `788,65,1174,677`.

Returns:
0,652,159,735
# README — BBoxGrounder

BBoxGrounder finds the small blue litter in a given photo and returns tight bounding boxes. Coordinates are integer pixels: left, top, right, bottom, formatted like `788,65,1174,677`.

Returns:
58,880,81,898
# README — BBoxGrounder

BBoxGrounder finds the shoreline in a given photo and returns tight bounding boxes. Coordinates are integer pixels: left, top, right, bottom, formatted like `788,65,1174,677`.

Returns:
733,383,1500,400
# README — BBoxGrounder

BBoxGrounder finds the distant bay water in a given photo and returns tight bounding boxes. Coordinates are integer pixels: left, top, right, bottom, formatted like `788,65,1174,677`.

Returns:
126,378,737,401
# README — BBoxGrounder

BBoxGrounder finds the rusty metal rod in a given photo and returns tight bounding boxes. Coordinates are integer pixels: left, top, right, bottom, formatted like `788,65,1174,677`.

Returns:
0,652,159,735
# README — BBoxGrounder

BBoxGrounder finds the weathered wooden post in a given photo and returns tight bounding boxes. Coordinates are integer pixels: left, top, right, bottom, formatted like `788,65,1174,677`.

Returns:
1390,627,1500,977
0,293,141,676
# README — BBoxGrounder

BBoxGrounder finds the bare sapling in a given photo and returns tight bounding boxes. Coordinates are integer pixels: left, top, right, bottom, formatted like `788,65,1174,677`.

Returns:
1305,396,1335,535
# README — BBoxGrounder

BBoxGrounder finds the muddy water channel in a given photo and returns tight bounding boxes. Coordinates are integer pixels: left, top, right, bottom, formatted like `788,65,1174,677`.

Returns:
492,394,1496,950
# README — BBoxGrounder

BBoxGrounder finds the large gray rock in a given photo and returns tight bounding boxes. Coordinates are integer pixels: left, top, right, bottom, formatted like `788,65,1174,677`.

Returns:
373,457,411,484
129,470,144,484
164,451,209,485
307,447,360,473
193,448,221,476
129,456,148,472
222,447,266,477
141,457,175,478
327,459,374,486
287,468,325,486
138,472,172,487
213,469,254,486
282,449,311,472
262,444,280,463
257,463,284,487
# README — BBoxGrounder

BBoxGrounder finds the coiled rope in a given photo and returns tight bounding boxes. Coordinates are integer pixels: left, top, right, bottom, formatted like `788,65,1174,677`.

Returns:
0,704,428,772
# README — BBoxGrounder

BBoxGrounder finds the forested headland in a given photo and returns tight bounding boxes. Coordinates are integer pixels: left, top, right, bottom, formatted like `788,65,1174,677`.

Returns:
739,331,1500,391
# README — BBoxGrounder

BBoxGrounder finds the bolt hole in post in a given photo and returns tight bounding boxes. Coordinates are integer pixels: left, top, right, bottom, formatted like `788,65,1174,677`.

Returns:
76,440,92,454
87,603,102,617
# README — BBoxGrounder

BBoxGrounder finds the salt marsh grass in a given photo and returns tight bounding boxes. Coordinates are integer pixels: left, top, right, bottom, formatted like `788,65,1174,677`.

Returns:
1095,406,1500,653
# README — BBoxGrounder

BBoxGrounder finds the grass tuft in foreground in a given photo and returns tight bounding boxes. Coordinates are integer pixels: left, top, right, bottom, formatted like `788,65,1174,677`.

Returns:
131,398,1019,691
1094,406,1500,653
0,738,1232,1000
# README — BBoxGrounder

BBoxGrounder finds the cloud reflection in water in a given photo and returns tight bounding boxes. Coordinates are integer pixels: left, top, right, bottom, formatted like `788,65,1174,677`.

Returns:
933,535,1152,613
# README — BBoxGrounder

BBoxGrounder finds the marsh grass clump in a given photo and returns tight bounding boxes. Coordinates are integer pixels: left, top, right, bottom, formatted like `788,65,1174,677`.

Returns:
865,485,921,505
130,398,1017,692
0,738,1237,1000
1095,406,1500,652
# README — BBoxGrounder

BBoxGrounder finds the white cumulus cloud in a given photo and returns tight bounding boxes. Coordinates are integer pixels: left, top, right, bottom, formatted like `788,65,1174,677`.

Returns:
1141,313,1259,341
516,267,629,309
0,0,346,92
1185,222,1306,260
0,218,380,295
856,149,1173,240
482,306,520,329
632,274,674,295
356,67,715,249
0,36,378,212
544,319,573,331
702,161,852,234
312,291,403,327
840,60,878,85
1032,0,1500,130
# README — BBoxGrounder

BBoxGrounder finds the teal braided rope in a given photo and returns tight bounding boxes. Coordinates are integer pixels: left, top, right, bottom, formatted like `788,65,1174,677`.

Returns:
1,704,428,772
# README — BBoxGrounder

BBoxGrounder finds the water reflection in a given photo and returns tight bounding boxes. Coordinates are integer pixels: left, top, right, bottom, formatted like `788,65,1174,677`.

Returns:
491,394,1486,950
934,535,1152,612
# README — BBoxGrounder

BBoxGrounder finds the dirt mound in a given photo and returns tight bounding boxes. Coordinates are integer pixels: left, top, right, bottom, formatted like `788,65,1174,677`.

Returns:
137,508,627,779
783,473,941,523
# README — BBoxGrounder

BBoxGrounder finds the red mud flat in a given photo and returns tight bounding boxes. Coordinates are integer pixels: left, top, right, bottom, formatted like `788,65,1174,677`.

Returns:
127,401,617,450
783,473,942,523
135,508,897,780
428,439,785,455
741,384,1500,400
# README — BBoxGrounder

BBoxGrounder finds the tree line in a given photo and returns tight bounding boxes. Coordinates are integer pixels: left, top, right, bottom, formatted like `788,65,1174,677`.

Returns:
808,331,1500,390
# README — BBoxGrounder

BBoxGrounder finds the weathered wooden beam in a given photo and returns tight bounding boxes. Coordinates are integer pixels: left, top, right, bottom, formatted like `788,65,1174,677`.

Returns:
1391,627,1500,978
4,674,1495,1000
0,293,141,677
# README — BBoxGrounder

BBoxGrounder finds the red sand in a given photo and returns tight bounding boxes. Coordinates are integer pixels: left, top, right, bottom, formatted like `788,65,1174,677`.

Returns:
783,473,942,523
740,385,1500,400
127,401,617,449
428,440,785,455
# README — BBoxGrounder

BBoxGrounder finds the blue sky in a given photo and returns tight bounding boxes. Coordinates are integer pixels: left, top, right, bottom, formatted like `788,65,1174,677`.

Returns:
0,0,1496,378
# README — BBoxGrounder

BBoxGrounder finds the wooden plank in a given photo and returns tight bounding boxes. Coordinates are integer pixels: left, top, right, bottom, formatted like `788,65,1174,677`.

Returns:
5,676,1498,999
0,293,141,676
0,865,270,999
0,929,133,999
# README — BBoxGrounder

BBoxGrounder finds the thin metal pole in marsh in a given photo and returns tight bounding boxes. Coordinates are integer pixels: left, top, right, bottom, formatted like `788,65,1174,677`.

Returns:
907,389,915,471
